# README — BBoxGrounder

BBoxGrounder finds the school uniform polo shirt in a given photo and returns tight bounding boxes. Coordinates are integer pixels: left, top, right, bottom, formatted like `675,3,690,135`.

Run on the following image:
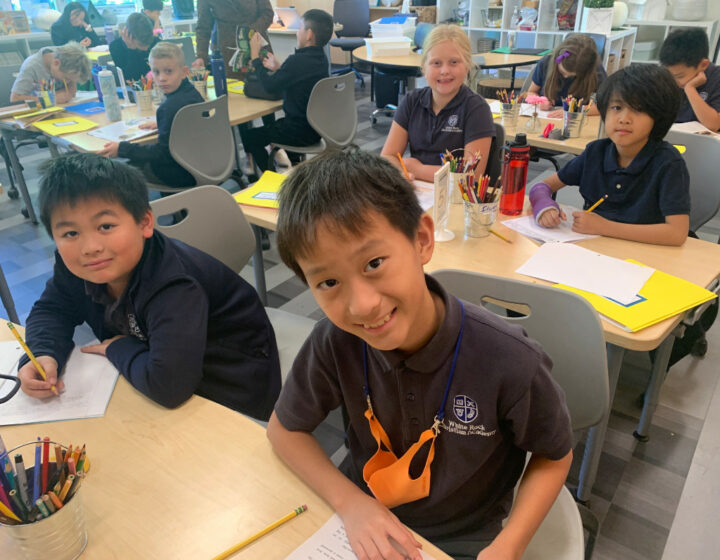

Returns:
531,54,607,107
676,62,720,125
394,85,496,166
275,275,572,545
557,138,690,224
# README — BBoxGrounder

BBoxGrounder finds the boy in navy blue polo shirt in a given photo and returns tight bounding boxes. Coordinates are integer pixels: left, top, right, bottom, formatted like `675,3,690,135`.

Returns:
268,148,573,560
18,153,281,420
660,28,720,132
529,64,690,246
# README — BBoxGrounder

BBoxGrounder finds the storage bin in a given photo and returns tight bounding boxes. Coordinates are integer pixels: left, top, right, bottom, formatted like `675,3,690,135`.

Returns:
633,40,659,61
628,0,667,20
365,37,412,57
370,16,417,39
671,0,707,21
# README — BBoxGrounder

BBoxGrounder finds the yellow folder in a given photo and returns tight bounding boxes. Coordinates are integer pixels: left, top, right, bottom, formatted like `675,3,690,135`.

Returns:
33,116,98,136
228,81,245,95
233,171,285,209
556,260,717,332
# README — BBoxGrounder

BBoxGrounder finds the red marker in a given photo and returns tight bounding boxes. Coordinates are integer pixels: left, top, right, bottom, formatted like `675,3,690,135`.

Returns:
41,437,50,494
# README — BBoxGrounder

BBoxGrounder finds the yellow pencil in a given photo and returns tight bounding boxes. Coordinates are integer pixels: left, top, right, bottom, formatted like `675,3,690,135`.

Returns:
0,498,22,522
396,153,411,180
489,228,512,243
585,194,608,213
211,505,308,560
6,322,58,395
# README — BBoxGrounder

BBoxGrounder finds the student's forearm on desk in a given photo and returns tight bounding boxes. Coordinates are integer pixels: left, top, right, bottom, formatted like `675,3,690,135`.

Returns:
574,213,689,246
685,86,720,131
10,92,37,103
484,452,572,559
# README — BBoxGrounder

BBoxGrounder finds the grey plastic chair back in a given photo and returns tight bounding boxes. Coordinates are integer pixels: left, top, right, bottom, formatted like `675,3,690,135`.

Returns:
0,64,21,105
332,0,370,38
150,185,255,272
664,129,720,232
168,95,235,186
431,269,608,431
163,37,196,66
307,73,358,150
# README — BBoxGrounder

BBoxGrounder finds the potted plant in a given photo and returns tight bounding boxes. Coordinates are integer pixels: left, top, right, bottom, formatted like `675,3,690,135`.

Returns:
581,0,614,35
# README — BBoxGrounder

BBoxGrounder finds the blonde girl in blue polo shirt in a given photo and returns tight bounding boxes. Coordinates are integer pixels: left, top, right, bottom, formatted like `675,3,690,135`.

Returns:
529,64,690,246
381,24,495,182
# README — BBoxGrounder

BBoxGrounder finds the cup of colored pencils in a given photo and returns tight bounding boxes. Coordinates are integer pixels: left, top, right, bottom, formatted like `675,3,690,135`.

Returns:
129,78,154,114
190,68,209,100
561,95,591,138
34,80,55,109
443,149,484,205
0,437,89,559
460,174,500,238
497,89,519,129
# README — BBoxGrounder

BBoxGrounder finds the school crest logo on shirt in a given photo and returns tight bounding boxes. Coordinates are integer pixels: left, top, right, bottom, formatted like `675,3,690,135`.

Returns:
700,91,708,101
448,114,459,127
442,114,462,133
453,394,478,423
127,313,147,341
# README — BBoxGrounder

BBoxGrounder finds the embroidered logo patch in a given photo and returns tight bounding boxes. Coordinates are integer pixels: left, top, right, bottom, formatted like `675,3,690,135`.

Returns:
453,394,478,423
448,114,459,127
128,313,147,341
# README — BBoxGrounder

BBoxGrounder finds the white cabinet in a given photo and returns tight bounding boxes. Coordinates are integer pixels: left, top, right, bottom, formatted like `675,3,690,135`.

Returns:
626,19,718,65
435,0,636,73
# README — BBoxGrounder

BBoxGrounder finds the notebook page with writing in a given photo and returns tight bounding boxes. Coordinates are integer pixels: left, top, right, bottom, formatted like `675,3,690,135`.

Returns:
285,513,437,560
0,344,119,426
502,206,597,243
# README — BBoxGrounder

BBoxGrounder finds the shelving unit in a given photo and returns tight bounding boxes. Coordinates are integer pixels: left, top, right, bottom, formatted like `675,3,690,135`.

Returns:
435,0,636,73
626,19,718,65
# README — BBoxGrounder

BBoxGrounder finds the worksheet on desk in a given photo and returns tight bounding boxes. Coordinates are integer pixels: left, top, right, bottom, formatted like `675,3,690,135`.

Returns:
502,206,598,243
88,118,156,142
0,344,119,426
285,514,437,559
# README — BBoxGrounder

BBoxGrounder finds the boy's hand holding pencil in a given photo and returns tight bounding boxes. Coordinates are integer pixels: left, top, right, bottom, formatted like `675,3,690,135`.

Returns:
17,355,64,399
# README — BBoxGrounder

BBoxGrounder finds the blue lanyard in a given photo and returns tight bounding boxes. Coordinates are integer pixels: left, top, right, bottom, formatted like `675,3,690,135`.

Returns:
362,301,466,422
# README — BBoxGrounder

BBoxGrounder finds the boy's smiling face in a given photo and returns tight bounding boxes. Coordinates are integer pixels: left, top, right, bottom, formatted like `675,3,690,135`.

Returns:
297,211,443,354
51,196,154,299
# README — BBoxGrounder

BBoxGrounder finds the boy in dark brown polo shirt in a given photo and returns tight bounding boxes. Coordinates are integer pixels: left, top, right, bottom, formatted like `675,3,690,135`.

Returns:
268,148,573,560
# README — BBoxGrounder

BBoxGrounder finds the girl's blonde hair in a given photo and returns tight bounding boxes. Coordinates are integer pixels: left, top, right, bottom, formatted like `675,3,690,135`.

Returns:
54,42,91,82
421,24,475,80
546,34,600,103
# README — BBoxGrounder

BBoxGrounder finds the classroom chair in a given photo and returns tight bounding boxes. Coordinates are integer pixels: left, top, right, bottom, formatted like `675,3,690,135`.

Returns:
149,185,315,382
329,0,370,87
0,262,20,325
268,73,357,170
430,269,609,560
146,95,235,194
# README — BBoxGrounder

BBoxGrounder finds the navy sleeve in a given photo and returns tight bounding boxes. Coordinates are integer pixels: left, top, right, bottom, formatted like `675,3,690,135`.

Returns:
117,103,170,163
463,96,496,144
531,55,548,87
703,67,720,114
18,254,88,374
657,157,691,217
252,54,296,94
50,23,66,46
557,150,587,187
393,91,413,131
105,278,209,409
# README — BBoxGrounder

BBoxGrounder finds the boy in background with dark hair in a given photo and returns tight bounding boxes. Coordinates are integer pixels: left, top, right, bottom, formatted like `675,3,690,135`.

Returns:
530,64,690,246
268,148,573,560
99,41,204,188
18,153,281,419
109,12,160,81
660,28,720,131
239,9,333,173
142,0,164,35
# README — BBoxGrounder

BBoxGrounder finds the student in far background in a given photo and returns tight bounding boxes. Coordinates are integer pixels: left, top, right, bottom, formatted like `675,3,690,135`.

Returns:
10,42,91,104
142,0,164,36
660,28,720,132
527,34,604,117
239,9,332,173
529,64,689,247
381,24,495,183
98,42,203,188
109,12,160,81
51,2,101,47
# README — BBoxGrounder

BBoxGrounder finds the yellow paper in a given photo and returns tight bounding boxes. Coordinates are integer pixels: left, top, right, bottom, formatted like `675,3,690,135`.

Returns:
13,106,63,119
228,81,245,95
33,116,98,136
233,171,285,209
206,76,240,88
556,260,717,332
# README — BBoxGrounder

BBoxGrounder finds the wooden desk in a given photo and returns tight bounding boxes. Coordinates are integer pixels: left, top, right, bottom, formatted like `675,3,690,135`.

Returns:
0,327,451,559
240,200,720,503
498,113,602,156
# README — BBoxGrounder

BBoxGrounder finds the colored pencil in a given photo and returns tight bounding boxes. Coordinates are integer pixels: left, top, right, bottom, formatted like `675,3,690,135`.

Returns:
585,195,608,213
488,228,512,243
396,153,410,180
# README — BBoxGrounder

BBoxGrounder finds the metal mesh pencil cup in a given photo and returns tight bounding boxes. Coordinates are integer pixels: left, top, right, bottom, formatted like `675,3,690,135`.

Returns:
562,111,585,138
0,441,88,560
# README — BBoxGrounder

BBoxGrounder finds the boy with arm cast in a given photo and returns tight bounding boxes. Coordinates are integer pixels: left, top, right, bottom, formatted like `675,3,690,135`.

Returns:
17,153,281,420
267,149,573,560
530,64,690,247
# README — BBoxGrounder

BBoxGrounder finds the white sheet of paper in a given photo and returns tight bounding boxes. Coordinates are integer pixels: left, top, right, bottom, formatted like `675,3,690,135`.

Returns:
66,90,99,103
670,121,720,138
519,103,562,120
502,206,598,243
413,179,434,212
285,513,437,560
488,100,502,114
515,243,655,305
0,340,24,396
88,118,156,142
0,344,119,426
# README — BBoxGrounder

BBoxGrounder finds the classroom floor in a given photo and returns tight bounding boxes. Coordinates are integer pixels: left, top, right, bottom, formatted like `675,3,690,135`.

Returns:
1,83,719,560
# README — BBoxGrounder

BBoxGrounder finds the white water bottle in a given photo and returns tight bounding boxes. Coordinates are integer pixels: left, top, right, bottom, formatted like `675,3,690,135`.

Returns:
98,69,122,122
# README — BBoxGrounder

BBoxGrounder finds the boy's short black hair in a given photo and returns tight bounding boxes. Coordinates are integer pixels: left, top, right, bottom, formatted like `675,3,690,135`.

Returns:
596,64,680,141
302,9,333,48
659,28,709,67
142,0,163,12
277,148,423,283
39,153,151,236
126,12,155,47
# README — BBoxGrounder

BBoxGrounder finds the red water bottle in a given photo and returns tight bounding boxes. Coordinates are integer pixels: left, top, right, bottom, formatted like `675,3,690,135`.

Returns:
500,133,530,216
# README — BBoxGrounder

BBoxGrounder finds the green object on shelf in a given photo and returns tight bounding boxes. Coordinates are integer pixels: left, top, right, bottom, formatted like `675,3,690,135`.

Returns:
491,47,552,55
